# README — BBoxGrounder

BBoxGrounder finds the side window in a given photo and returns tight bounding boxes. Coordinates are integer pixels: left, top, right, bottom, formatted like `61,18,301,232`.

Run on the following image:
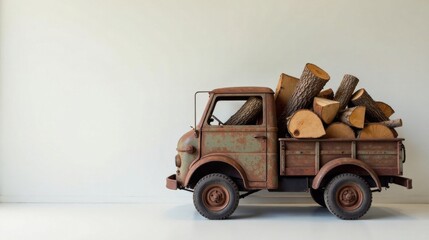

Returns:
208,96,263,126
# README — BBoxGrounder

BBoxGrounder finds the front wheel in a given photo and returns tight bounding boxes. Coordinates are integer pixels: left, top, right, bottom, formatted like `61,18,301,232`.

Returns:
193,173,239,220
324,173,372,220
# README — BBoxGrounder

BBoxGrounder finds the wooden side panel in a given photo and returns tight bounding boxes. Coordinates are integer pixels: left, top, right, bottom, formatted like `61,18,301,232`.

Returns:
281,141,316,176
280,139,402,177
356,141,400,175
320,141,351,165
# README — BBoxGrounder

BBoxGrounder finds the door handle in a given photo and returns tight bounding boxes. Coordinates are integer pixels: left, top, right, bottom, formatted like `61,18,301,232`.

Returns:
254,135,267,140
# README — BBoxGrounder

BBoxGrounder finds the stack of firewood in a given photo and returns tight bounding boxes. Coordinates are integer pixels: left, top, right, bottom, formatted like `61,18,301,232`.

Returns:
223,63,402,139
274,63,402,139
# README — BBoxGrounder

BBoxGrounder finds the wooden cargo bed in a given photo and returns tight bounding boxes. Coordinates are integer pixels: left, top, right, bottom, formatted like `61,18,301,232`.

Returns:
279,138,405,177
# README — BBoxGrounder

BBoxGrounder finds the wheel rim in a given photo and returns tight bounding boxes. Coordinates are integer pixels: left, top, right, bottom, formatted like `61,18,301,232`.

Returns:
202,184,230,212
336,183,364,211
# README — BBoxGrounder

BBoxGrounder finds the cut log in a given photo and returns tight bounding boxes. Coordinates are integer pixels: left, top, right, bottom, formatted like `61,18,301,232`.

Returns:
334,74,360,111
279,63,330,136
375,101,395,118
324,122,355,139
284,63,330,116
287,109,325,138
317,88,334,100
313,97,340,124
358,123,395,139
339,106,366,129
351,88,389,122
378,118,402,128
225,97,262,125
274,73,299,123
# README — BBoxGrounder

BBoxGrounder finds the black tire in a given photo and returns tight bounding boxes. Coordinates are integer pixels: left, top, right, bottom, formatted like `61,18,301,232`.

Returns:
310,188,326,208
324,173,372,220
193,173,239,220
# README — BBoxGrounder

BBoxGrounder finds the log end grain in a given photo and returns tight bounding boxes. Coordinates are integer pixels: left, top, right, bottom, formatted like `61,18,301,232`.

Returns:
351,88,365,101
287,109,326,138
349,106,366,128
375,101,395,118
339,106,366,129
324,122,355,139
358,123,395,139
306,63,330,81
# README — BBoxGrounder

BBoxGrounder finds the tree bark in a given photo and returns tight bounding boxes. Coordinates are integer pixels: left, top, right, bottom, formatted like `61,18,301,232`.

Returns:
358,123,395,139
324,122,355,139
313,97,340,124
339,106,366,129
317,88,334,99
378,118,402,128
287,109,326,138
351,88,389,122
375,101,395,118
274,73,299,123
225,97,263,125
279,63,330,136
334,74,360,111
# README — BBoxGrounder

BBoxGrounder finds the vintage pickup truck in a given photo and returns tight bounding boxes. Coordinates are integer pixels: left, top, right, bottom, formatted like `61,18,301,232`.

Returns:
166,87,412,220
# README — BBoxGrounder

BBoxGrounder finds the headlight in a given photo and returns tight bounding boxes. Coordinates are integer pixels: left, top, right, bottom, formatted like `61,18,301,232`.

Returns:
175,154,181,168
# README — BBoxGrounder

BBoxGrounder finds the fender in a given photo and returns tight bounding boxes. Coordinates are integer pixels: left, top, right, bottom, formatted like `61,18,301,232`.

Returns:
184,154,249,188
312,158,381,191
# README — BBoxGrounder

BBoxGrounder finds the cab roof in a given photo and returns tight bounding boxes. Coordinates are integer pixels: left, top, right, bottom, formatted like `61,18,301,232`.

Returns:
210,87,274,94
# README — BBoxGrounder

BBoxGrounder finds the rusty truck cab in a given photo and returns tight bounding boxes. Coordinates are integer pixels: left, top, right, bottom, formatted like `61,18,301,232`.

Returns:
167,87,278,191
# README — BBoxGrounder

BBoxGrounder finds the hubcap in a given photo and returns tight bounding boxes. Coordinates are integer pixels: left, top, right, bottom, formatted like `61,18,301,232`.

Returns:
336,184,363,211
202,184,230,212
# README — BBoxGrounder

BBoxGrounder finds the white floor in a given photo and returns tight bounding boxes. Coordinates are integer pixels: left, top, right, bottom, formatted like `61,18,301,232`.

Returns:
0,203,428,240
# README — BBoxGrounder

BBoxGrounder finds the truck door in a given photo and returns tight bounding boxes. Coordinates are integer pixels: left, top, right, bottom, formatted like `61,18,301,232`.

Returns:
201,94,267,184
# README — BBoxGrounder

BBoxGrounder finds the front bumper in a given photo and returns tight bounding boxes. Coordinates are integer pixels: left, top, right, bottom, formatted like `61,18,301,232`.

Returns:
166,174,178,190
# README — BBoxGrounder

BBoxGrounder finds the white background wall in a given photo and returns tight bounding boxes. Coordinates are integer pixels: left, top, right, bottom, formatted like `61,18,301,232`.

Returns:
0,0,428,203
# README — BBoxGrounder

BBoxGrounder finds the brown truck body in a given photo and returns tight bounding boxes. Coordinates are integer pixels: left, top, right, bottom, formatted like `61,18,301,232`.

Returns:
166,87,412,220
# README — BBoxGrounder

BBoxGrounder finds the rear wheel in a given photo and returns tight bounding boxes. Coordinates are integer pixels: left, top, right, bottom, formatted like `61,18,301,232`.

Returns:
310,188,326,207
324,173,372,220
193,173,239,220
